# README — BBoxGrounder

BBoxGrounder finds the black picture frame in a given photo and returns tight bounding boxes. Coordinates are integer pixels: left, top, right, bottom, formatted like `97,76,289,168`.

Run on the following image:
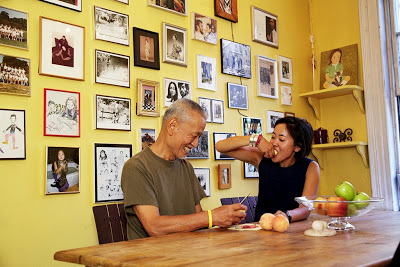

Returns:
95,95,131,131
220,39,251,79
227,82,248,110
186,130,209,159
213,132,236,160
133,27,160,70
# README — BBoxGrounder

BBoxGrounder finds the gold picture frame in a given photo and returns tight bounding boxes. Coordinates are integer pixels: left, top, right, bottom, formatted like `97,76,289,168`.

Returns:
137,79,160,117
218,164,231,189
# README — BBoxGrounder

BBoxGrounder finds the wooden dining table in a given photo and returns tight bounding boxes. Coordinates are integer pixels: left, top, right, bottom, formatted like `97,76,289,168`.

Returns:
55,210,399,266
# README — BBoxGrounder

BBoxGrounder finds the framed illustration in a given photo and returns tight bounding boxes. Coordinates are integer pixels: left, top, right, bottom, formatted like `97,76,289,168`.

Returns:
45,146,80,195
0,6,28,50
140,128,156,151
148,0,187,16
0,109,25,160
227,83,248,110
191,13,217,45
94,6,129,46
244,162,259,178
198,97,212,123
96,95,131,131
218,164,231,189
242,117,262,136
221,39,251,79
94,143,132,203
215,0,238,23
257,55,278,99
137,79,160,117
197,55,217,91
164,78,191,107
266,110,284,133
0,54,30,96
40,0,82,12
251,6,278,48
194,168,210,196
187,131,209,159
39,17,85,81
211,99,224,124
278,55,293,84
44,88,80,137
284,112,295,117
281,86,292,106
213,132,236,160
95,50,130,88
133,27,160,70
163,22,187,67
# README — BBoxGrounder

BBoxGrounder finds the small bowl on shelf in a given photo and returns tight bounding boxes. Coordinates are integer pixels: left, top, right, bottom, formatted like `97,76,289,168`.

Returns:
295,195,384,231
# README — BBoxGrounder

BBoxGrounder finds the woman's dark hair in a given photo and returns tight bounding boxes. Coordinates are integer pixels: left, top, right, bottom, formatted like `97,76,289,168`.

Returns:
167,82,178,101
329,48,342,63
274,117,313,160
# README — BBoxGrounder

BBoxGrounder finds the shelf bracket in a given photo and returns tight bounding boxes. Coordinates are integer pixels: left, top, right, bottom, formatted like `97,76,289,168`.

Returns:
356,144,369,168
352,89,365,114
307,97,321,120
311,148,324,169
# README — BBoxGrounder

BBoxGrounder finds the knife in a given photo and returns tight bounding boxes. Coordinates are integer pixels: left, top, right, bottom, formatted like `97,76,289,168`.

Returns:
239,193,251,204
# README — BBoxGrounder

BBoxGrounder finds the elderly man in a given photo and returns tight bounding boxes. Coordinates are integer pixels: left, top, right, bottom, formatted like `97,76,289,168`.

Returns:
121,99,246,240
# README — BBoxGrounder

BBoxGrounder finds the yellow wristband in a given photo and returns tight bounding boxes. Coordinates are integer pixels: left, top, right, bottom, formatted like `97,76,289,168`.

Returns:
208,210,212,228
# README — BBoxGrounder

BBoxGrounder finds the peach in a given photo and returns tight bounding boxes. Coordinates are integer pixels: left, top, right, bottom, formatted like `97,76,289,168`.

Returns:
259,213,275,230
272,214,289,233
313,197,327,215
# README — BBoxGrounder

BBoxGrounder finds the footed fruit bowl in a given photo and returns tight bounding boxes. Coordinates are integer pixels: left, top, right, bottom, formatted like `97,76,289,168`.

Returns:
295,195,384,231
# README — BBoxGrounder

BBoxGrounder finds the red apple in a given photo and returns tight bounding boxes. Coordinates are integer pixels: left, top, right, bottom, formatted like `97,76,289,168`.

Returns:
313,197,328,215
326,197,348,217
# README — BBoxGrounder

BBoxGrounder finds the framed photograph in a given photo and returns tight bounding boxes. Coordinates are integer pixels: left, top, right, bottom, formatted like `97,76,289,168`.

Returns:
284,112,295,117
197,55,217,91
0,109,25,160
266,110,284,133
164,78,191,107
137,79,160,117
191,13,217,44
194,168,210,196
95,50,130,88
140,128,156,151
279,55,293,84
40,0,82,12
213,132,236,160
94,143,132,203
198,97,212,123
94,6,129,46
115,0,129,4
242,117,262,136
163,22,187,67
251,6,278,48
281,86,292,106
0,54,30,96
39,17,85,81
45,146,80,195
218,164,231,189
133,27,160,70
227,83,248,110
221,39,251,79
211,99,224,124
148,0,187,16
96,95,131,131
244,162,259,178
215,0,238,23
187,131,209,159
257,55,278,99
44,88,80,137
0,6,28,50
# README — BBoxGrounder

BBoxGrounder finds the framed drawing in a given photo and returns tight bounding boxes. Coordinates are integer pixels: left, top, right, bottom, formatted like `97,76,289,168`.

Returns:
187,131,209,159
221,39,251,79
257,55,278,99
96,95,131,131
40,0,82,12
44,88,80,137
218,164,231,189
191,13,217,45
94,143,132,203
244,162,259,178
227,83,248,110
215,0,238,23
45,146,80,195
133,27,160,70
242,117,262,136
211,99,224,124
148,0,187,16
0,109,25,160
197,55,217,91
140,128,156,151
266,110,284,133
194,168,210,197
39,17,85,81
163,22,187,67
278,55,293,84
0,6,28,50
137,79,160,117
281,86,292,106
164,78,191,107
284,112,295,117
95,50,130,88
251,6,278,48
94,6,129,46
213,132,236,160
198,97,212,123
0,54,30,96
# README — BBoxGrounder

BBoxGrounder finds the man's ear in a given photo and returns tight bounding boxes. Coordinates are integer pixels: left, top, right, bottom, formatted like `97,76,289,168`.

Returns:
167,118,178,135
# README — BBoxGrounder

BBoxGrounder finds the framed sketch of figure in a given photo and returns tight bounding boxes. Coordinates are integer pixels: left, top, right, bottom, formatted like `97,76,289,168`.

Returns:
0,109,25,160
40,0,82,12
163,22,187,67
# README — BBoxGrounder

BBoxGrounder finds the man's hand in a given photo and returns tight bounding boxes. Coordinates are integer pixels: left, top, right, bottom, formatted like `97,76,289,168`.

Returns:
211,203,247,227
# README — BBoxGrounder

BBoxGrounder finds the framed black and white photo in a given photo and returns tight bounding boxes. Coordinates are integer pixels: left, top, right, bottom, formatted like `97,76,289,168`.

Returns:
227,83,248,110
137,79,160,117
194,168,210,197
95,50,130,88
0,54,30,96
220,39,251,79
197,55,216,91
45,146,80,195
0,109,25,160
0,6,28,50
96,95,131,131
94,6,129,46
191,13,217,45
279,55,293,84
187,131,209,159
251,6,278,48
211,99,224,124
244,162,259,178
133,27,160,70
140,128,156,151
281,86,292,106
164,78,191,107
148,0,187,16
94,143,132,203
163,22,187,67
257,55,278,99
242,117,262,136
198,97,212,123
213,132,236,160
266,110,284,133
40,0,82,12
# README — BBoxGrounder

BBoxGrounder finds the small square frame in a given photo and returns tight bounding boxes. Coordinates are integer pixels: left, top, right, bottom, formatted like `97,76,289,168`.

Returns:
197,54,217,91
213,132,236,160
0,109,25,160
186,131,209,159
95,95,131,131
163,22,187,67
95,50,130,88
279,55,293,84
244,162,259,178
251,6,278,48
227,82,248,110
218,164,231,189
257,55,278,99
194,168,211,196
140,128,156,151
137,79,160,117
211,99,224,124
133,27,160,70
94,6,129,46
198,97,212,123
267,110,284,133
215,0,238,23
242,117,262,136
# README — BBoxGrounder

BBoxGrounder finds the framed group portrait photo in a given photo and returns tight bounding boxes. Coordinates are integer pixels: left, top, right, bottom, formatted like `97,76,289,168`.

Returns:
95,50,130,88
252,6,278,48
40,0,82,12
215,0,238,23
221,39,251,79
94,6,129,46
148,0,187,16
163,22,187,67
257,55,278,99
0,54,30,96
0,6,28,50
137,78,160,117
133,27,160,70
0,109,25,160
96,95,131,131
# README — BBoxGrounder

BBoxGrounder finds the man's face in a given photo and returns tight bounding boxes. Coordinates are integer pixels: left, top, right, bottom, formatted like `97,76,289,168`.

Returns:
269,19,275,29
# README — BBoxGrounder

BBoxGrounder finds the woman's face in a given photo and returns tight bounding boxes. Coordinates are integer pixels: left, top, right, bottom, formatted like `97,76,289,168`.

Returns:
331,51,341,64
58,150,65,161
269,123,300,165
169,83,176,95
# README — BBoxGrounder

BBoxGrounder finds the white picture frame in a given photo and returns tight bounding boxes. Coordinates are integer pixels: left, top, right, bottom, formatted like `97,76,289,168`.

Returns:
251,6,278,48
257,55,278,99
242,117,262,136
211,99,224,124
94,6,129,46
213,132,237,160
163,22,187,67
194,168,211,196
227,83,248,110
266,110,284,133
279,55,293,84
164,78,191,107
198,97,212,123
197,55,217,91
281,86,292,106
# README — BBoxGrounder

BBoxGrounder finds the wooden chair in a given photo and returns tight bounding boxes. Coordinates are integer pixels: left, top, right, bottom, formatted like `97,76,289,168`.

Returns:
92,203,128,244
220,196,258,223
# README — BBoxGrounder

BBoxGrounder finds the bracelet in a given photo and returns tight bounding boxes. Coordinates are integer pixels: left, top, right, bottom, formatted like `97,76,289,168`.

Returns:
282,210,292,223
255,134,263,147
249,133,259,147
208,210,213,228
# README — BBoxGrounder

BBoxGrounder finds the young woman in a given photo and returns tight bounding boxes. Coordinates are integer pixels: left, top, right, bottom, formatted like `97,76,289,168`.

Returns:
215,117,320,223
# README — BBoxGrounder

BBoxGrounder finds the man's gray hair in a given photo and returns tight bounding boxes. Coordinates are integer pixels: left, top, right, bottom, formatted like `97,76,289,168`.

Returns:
163,99,207,125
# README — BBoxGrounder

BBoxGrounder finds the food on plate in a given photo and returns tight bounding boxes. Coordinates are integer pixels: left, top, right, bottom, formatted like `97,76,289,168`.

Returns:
353,192,370,209
311,220,327,231
259,213,275,230
272,214,289,233
228,223,262,231
313,197,328,215
304,220,336,237
326,196,348,217
334,181,356,201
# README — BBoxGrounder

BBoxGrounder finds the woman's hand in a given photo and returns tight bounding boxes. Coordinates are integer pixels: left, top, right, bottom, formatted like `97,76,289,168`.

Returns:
256,137,275,158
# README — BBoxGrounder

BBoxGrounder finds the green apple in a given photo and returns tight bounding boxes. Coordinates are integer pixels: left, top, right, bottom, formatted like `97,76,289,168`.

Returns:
353,192,370,209
334,181,355,201
346,203,359,217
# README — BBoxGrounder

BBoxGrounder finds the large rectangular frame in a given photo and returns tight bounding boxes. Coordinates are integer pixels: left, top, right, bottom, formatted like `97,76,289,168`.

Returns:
252,6,278,48
257,55,278,99
133,27,160,70
137,78,160,117
95,94,131,131
220,39,251,79
95,50,130,88
0,108,25,160
94,6,129,46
